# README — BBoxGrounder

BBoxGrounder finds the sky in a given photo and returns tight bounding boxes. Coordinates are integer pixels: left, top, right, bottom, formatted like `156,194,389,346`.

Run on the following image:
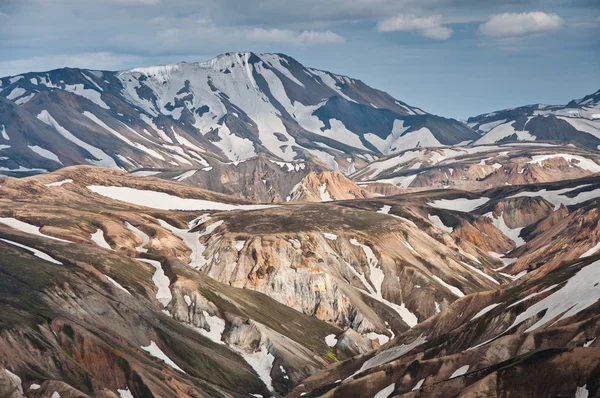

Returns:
0,0,598,119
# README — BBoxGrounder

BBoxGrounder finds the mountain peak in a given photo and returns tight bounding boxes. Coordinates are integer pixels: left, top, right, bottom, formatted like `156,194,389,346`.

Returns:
0,51,477,176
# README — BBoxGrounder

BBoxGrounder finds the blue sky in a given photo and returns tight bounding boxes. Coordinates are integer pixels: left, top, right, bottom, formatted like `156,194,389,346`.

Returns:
0,0,598,119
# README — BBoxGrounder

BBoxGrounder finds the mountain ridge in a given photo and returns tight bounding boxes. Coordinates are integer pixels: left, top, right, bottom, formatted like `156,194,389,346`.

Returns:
468,88,600,147
0,51,478,178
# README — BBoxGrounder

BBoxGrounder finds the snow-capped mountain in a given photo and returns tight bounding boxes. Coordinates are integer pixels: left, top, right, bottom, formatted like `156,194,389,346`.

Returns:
0,52,478,177
468,89,600,148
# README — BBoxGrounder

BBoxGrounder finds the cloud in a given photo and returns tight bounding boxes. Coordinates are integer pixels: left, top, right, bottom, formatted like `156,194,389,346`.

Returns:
246,28,345,45
479,11,564,38
377,14,453,40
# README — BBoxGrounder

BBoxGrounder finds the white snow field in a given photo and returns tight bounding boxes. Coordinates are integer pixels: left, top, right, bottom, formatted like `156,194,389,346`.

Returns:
428,197,489,212
87,185,275,211
0,217,72,242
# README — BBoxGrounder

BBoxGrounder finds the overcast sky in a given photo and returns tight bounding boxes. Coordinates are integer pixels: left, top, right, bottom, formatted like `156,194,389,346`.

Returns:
1,0,598,119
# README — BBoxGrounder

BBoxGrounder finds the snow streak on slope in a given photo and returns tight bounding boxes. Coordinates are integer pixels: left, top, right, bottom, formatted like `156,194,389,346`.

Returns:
138,259,172,307
140,341,185,373
509,259,600,332
483,212,524,247
91,229,112,250
354,335,427,375
428,197,489,212
0,238,62,264
348,238,418,327
125,222,149,252
87,185,275,211
507,184,600,210
36,111,119,169
0,217,71,242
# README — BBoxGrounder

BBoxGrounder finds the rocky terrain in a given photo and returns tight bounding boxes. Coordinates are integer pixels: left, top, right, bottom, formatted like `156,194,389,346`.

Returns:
288,175,600,397
1,164,599,397
352,143,600,195
468,89,600,147
1,55,599,398
131,156,371,203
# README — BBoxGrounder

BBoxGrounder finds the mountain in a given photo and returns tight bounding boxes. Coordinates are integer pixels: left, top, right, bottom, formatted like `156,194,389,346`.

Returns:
290,175,600,397
2,166,600,397
131,155,373,203
0,165,512,397
2,53,600,398
351,143,600,194
0,52,478,180
468,89,600,148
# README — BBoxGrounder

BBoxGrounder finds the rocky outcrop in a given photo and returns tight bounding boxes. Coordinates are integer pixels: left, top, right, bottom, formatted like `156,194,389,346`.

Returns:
290,255,600,397
353,145,600,194
286,171,372,202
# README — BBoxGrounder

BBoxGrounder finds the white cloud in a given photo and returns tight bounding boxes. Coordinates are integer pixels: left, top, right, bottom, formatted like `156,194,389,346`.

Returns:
377,14,453,40
479,11,564,38
246,28,345,45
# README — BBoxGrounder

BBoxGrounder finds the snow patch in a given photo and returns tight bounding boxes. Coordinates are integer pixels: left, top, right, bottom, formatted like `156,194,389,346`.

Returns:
87,185,275,211
377,205,391,214
4,369,23,393
412,378,425,391
0,238,62,264
0,125,9,140
240,346,275,392
44,179,73,187
325,334,338,347
449,365,469,379
575,385,589,398
432,275,464,297
470,303,500,321
428,197,489,212
507,184,600,211
197,310,226,344
428,214,453,233
117,388,134,398
27,145,62,164
0,217,71,242
104,274,131,295
138,259,172,307
483,212,524,248
373,383,395,398
125,222,150,252
322,233,338,240
173,169,197,182
354,335,427,376
141,340,185,373
91,229,112,250
580,242,600,258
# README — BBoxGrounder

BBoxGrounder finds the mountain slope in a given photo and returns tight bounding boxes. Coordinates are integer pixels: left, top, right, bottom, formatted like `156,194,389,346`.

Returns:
0,52,477,178
351,143,600,194
469,89,600,148
3,166,600,396
288,176,600,397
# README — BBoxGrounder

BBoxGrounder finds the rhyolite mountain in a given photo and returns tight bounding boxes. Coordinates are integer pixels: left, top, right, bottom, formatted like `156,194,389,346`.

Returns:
469,88,600,147
0,52,479,178
1,165,600,397
1,52,600,398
